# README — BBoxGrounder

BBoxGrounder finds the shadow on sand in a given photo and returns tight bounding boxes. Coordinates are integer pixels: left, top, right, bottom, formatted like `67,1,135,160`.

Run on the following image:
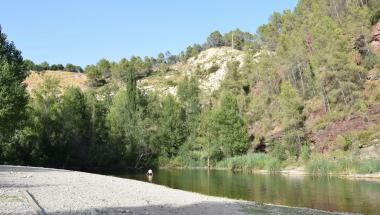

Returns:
10,202,350,215
0,165,71,173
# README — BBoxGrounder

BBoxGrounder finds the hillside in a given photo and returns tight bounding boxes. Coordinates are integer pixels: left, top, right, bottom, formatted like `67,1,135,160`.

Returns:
24,70,88,93
23,45,380,161
24,48,247,96
138,47,246,95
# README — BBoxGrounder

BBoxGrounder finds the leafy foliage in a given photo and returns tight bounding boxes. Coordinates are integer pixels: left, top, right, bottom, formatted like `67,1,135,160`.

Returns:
0,26,28,162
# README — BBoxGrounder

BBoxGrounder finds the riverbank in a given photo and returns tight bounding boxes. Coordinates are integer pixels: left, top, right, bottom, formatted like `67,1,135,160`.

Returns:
160,153,380,181
268,168,380,182
159,166,380,181
0,165,347,215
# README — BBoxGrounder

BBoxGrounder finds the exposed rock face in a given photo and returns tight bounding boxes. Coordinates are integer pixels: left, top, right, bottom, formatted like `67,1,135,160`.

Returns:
138,47,247,96
359,142,380,160
309,105,380,153
371,20,380,52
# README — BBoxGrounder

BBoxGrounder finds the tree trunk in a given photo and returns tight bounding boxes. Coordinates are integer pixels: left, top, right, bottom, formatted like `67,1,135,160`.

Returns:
298,63,305,94
331,0,341,23
207,156,210,169
322,85,330,113
341,89,349,106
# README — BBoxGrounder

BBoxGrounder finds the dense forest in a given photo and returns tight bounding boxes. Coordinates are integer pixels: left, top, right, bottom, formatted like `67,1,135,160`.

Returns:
1,0,380,173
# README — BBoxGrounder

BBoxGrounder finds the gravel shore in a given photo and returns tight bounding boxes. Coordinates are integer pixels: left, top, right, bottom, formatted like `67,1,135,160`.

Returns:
0,165,348,215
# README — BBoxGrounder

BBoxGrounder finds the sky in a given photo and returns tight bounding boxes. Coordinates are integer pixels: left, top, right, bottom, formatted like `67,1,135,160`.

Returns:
0,0,298,67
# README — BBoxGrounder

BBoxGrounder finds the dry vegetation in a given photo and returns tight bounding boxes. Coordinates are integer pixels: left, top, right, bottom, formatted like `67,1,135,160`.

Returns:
24,70,88,93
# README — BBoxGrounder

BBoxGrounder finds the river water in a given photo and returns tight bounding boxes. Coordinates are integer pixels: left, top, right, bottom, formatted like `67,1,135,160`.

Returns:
118,169,380,214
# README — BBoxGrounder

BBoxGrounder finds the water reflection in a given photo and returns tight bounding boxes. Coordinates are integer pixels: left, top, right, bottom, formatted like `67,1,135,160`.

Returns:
119,169,380,214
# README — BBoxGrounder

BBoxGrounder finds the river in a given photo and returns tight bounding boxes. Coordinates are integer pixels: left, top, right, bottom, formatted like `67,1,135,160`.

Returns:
118,169,380,214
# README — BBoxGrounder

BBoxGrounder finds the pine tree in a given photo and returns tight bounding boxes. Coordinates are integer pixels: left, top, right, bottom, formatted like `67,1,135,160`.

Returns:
214,92,249,157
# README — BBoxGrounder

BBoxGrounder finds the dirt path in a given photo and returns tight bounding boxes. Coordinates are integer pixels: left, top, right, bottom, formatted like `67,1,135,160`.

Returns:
0,165,347,215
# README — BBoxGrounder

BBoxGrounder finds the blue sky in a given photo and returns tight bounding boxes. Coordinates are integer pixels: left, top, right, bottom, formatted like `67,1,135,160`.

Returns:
0,0,298,67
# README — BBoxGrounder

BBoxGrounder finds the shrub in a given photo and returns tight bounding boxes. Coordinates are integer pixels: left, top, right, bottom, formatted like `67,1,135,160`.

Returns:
348,125,380,148
166,80,177,87
335,159,357,173
216,153,274,171
306,159,336,175
245,153,268,170
336,135,352,151
207,64,220,74
266,158,281,172
300,144,310,162
269,140,287,161
357,160,380,174
158,156,170,167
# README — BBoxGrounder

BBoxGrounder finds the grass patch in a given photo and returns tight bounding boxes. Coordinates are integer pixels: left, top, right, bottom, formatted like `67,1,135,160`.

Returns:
216,154,280,172
312,110,349,130
266,158,281,172
356,159,380,174
306,159,337,175
346,124,380,148
306,158,380,174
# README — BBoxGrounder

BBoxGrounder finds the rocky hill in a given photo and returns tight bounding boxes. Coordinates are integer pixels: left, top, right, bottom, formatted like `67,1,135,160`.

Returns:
24,47,248,96
138,47,247,96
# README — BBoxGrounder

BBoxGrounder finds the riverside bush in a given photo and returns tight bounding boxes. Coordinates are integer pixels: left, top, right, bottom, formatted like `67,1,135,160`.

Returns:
357,159,380,174
266,158,281,172
306,159,337,175
216,154,274,171
307,158,380,174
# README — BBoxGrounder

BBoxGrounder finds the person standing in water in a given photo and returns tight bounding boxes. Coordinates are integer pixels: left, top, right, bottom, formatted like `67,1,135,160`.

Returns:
146,169,153,182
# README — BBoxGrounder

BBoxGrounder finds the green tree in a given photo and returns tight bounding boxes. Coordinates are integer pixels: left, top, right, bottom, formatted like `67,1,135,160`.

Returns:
157,95,187,158
59,87,90,168
29,77,62,166
110,58,129,82
39,61,49,70
177,76,201,163
221,60,243,94
85,65,103,87
107,65,139,164
0,26,28,162
96,58,111,78
277,82,303,129
50,64,64,71
85,90,117,168
206,31,225,48
184,44,202,60
177,76,201,131
224,29,256,50
257,12,283,51
23,59,36,71
65,63,82,73
157,52,165,64
196,109,221,167
214,92,249,157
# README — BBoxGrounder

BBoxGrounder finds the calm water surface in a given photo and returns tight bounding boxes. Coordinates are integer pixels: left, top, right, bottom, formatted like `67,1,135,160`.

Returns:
118,169,380,214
